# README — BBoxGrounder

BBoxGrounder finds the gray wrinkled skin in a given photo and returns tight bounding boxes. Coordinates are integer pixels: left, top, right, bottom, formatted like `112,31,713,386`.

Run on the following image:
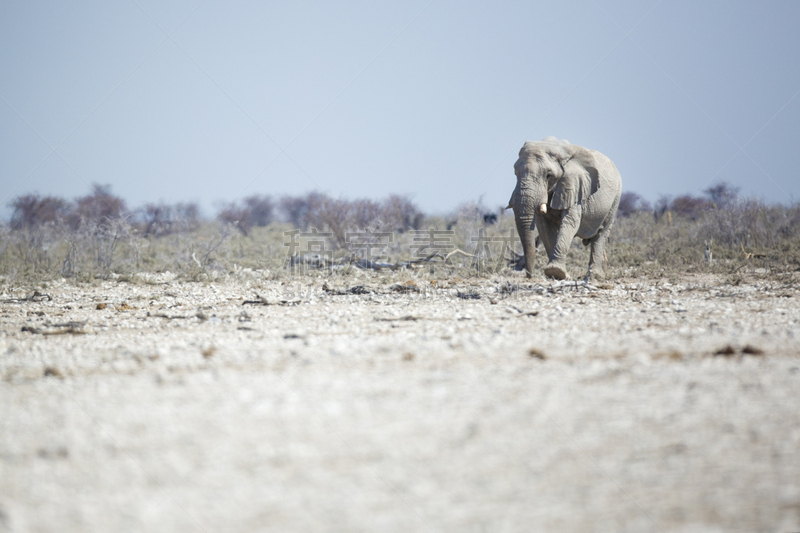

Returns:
508,137,622,280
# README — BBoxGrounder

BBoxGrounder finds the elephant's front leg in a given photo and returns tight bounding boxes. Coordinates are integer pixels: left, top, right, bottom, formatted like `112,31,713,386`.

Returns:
543,204,581,280
534,215,558,260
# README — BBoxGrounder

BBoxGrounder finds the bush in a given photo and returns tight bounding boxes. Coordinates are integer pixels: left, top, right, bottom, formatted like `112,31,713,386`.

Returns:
698,198,799,249
670,195,713,219
704,182,739,209
139,202,201,237
306,195,352,247
274,192,425,247
380,194,425,232
9,194,69,230
350,198,382,229
652,182,739,222
278,194,314,229
3,181,798,282
617,192,651,218
243,195,274,227
69,184,127,230
447,201,503,230
219,195,274,236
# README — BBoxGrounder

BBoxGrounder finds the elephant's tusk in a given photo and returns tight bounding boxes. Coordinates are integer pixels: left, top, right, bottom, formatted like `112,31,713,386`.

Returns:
539,203,547,214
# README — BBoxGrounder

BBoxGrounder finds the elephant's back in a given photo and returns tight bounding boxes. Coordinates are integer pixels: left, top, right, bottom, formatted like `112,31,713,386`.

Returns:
588,149,622,194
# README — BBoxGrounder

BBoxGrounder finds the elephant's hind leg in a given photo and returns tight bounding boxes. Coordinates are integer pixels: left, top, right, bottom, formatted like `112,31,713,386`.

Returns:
586,201,619,281
586,235,607,281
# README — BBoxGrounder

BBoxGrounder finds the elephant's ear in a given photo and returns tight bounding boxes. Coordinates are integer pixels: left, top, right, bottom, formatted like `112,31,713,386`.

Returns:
507,184,519,209
551,160,593,210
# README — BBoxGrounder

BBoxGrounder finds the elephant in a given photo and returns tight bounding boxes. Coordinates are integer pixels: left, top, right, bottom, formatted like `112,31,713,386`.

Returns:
507,137,622,281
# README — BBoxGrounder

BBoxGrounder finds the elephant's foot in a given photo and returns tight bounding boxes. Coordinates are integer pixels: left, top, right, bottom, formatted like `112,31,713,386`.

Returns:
544,262,568,280
584,269,604,283
585,261,606,282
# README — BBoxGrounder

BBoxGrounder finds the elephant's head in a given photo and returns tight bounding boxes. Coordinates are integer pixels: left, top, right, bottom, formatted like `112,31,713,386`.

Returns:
507,137,581,277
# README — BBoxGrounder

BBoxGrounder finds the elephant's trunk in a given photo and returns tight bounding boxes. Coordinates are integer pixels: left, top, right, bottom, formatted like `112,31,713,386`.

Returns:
514,210,537,278
509,170,548,278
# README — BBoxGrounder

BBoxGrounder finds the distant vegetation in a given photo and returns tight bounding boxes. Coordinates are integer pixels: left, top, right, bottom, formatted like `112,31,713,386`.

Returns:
1,182,799,283
610,183,800,275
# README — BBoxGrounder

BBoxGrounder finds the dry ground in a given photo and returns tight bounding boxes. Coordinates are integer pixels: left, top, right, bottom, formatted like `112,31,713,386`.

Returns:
1,269,799,532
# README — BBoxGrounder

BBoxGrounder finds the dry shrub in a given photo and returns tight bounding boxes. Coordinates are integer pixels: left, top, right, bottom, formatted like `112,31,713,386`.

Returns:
9,194,69,230
2,185,134,280
138,202,201,237
274,192,425,249
670,195,713,220
305,196,352,247
68,184,127,230
6,194,70,277
617,192,651,218
381,194,424,232
428,201,519,274
3,181,798,283
611,197,800,272
62,218,135,277
219,195,274,236
698,199,799,250
350,198,382,229
704,182,740,209
278,194,315,229
242,196,274,227
1,223,58,277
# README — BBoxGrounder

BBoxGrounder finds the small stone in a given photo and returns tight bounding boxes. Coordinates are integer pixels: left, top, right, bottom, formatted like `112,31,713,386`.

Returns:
43,366,63,379
714,345,737,357
527,348,547,360
742,345,764,355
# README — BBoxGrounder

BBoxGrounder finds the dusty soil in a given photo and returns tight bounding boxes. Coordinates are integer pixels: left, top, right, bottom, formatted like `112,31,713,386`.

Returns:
1,270,799,533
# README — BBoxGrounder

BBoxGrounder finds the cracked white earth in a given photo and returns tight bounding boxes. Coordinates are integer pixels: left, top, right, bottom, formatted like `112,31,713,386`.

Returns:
1,272,799,532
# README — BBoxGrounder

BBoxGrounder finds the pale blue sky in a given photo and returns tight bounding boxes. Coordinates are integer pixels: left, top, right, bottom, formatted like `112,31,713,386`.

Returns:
1,0,799,219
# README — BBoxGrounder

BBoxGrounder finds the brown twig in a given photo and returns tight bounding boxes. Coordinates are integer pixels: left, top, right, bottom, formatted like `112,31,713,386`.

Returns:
2,291,52,303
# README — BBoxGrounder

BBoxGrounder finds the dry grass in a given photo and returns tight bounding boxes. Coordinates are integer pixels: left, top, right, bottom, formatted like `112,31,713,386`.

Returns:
1,197,798,286
611,202,800,276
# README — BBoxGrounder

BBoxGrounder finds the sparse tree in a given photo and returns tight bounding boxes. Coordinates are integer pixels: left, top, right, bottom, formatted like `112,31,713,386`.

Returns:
704,182,739,209
69,184,127,229
279,196,308,228
381,194,423,232
351,198,382,229
617,192,652,218
307,195,351,247
654,195,671,221
218,204,252,235
243,195,274,227
279,192,326,229
140,201,201,236
175,202,201,229
218,195,274,235
671,195,712,220
9,194,69,229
